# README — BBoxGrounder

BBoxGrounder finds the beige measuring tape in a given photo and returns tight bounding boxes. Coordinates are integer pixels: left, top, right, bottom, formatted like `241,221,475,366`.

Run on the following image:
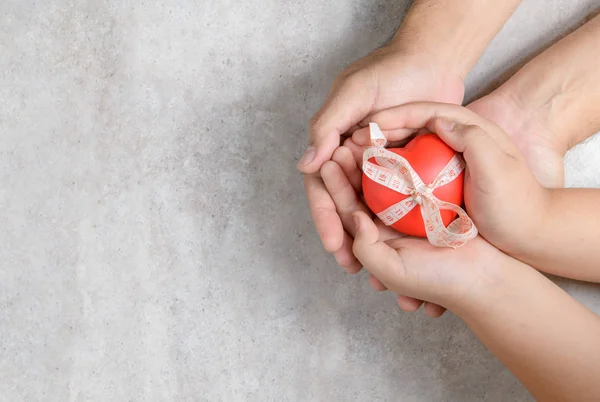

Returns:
363,123,477,248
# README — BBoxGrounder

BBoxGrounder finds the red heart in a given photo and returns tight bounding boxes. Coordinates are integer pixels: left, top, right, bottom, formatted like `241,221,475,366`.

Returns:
362,133,464,238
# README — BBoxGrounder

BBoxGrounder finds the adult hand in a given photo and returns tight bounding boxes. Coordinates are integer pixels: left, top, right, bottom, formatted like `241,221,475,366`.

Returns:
299,44,465,273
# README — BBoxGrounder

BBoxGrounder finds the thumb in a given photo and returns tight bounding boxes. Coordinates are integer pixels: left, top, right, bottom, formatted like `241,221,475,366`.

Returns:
298,75,376,174
352,211,405,287
432,118,493,154
432,117,506,175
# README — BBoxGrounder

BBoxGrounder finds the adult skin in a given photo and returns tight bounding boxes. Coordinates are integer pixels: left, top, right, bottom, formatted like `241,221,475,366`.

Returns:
343,14,600,285
298,0,523,273
306,7,600,292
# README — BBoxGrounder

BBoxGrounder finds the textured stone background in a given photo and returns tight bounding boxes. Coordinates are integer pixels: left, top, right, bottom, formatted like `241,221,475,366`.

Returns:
1,1,599,400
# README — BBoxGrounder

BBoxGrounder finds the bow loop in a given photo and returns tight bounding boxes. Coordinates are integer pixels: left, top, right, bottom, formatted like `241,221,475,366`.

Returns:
362,123,477,248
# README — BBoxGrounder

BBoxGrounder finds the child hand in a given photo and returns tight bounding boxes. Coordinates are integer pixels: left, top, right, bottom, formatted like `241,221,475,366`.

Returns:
353,102,549,256
351,211,511,312
320,151,449,317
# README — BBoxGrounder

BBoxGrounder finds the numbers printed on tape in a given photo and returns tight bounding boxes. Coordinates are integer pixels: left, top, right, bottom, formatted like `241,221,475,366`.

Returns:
363,123,478,248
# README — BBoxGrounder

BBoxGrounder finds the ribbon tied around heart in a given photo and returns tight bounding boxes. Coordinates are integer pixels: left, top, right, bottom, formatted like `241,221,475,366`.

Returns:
362,123,478,248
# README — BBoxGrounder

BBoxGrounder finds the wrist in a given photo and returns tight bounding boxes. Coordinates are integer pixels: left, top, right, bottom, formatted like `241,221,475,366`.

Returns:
495,15,600,151
439,238,523,315
451,251,539,320
389,26,470,81
390,0,521,80
507,187,554,265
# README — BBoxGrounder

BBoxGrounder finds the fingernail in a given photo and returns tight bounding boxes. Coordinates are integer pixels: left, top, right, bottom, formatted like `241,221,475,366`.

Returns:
440,118,456,132
297,146,316,167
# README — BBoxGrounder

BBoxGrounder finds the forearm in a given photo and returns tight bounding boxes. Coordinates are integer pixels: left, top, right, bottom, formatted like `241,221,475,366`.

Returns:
498,13,600,151
519,189,600,282
393,0,522,78
458,258,600,400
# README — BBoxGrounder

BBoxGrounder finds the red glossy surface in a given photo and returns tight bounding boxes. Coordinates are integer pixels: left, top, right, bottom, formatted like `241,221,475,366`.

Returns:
362,134,464,237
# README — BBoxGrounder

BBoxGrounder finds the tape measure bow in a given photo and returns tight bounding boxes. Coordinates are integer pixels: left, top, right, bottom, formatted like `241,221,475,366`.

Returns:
363,123,477,248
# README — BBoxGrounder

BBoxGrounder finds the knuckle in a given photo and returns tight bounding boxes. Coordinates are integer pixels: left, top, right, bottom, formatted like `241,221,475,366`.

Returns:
461,124,488,142
333,67,365,90
338,197,359,215
331,73,347,89
344,71,367,89
311,204,334,220
330,188,358,215
309,115,321,132
309,114,330,142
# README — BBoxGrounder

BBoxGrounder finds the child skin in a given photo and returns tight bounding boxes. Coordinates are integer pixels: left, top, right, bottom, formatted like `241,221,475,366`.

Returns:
328,101,600,400
298,0,525,271
300,2,600,276
297,2,600,399
351,212,600,401
319,13,600,315
352,103,600,283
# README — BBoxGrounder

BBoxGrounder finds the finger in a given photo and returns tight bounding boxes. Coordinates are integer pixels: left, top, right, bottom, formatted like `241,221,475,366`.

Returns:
369,274,387,291
321,161,371,237
369,101,517,154
358,115,371,128
397,296,424,312
351,127,370,145
342,137,364,169
304,174,344,253
352,126,415,146
432,118,511,175
423,302,447,318
331,146,361,192
369,101,483,132
374,219,407,242
334,231,362,274
432,117,518,159
352,211,406,287
298,74,376,174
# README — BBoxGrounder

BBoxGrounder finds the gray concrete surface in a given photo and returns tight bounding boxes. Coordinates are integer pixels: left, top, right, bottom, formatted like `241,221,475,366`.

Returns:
1,1,600,400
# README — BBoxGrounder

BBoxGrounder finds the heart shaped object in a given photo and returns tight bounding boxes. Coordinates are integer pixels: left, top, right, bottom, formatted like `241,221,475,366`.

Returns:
362,133,464,238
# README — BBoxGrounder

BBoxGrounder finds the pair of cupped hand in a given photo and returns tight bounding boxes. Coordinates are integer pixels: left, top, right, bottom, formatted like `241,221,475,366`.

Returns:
298,47,548,317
